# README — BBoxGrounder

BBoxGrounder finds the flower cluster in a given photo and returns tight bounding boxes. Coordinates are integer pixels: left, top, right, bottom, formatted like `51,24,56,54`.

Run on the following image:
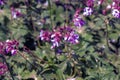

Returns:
83,0,94,16
80,0,120,18
0,62,8,75
73,9,85,28
39,26,79,49
0,40,19,55
51,31,62,48
39,30,51,41
64,31,79,44
112,9,120,18
73,16,85,28
105,1,120,18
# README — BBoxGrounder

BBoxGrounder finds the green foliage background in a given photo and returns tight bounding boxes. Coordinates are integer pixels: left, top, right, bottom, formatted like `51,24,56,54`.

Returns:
0,0,120,80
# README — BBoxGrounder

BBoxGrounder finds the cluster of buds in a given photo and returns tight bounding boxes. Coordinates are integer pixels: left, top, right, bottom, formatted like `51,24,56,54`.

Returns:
0,40,19,55
0,62,8,75
39,26,79,49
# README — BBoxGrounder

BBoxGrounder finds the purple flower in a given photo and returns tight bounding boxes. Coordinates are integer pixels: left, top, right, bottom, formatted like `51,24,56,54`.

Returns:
73,9,85,28
51,32,62,49
5,40,19,55
39,30,51,41
0,40,19,55
83,7,93,16
73,16,85,28
0,0,5,5
64,31,79,44
112,9,120,18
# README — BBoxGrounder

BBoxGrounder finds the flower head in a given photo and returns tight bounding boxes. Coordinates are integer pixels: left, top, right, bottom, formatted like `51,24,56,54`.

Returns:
51,31,62,49
112,9,120,18
83,7,93,16
73,16,85,28
5,40,19,55
0,40,19,55
64,31,79,44
39,30,51,41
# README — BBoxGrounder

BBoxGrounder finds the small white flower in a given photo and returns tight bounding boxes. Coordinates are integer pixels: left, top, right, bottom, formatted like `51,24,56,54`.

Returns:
106,5,111,9
83,7,93,16
112,9,120,18
11,49,17,55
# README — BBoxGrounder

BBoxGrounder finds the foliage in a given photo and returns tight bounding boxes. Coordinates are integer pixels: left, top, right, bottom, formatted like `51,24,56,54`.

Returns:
0,0,120,80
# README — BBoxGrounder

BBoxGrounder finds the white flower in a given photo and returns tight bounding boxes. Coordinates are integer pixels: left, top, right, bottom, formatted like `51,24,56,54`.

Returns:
106,5,111,9
112,9,120,18
83,7,93,16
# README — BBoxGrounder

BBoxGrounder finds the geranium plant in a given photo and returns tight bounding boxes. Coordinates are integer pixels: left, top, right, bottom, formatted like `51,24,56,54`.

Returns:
0,0,120,80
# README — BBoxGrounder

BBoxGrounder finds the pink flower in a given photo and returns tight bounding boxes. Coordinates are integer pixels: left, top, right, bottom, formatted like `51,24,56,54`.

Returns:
51,32,62,49
0,40,19,55
73,9,82,18
5,40,19,55
39,30,51,41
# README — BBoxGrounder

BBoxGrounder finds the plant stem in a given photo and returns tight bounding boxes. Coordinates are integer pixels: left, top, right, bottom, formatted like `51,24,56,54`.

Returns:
104,18,110,49
65,0,68,25
18,52,42,69
48,0,53,28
